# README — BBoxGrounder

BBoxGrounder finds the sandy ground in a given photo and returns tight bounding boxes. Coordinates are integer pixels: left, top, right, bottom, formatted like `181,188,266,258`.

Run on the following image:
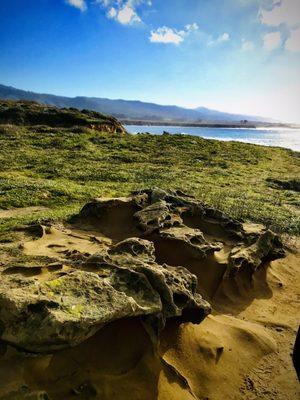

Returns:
0,221,299,399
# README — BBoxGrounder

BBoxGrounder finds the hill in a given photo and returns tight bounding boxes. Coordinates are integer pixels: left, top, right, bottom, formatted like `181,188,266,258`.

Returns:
0,84,272,124
0,100,125,133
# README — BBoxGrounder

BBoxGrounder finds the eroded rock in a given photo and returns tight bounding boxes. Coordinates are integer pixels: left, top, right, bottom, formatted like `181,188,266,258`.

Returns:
159,226,223,258
134,200,182,233
0,189,285,354
0,237,210,352
226,230,285,277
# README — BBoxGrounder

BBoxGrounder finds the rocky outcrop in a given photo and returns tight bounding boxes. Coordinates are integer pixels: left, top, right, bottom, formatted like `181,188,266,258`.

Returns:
226,230,285,277
0,189,285,354
0,236,210,353
78,187,285,286
0,100,126,133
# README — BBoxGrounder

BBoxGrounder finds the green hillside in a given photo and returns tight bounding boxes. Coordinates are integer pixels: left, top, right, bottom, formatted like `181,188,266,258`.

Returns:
0,102,299,236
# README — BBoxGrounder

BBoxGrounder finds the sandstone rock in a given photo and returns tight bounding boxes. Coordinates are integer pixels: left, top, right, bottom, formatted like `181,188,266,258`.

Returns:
134,201,182,233
0,237,210,353
79,197,136,219
226,230,285,277
159,226,223,258
0,189,285,355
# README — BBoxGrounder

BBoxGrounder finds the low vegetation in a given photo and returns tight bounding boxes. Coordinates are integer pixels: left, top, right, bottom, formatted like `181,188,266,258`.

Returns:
0,102,299,236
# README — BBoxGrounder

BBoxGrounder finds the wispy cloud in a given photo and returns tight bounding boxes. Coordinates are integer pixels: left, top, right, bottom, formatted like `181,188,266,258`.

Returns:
149,23,199,45
263,31,281,50
285,26,300,51
208,32,230,46
65,0,87,12
241,39,254,51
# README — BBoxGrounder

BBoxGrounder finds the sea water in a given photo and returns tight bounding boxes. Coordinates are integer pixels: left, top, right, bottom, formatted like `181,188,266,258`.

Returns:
124,125,300,151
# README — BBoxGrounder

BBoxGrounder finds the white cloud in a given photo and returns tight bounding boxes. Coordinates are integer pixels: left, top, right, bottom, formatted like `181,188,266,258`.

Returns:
185,23,199,32
241,39,255,51
218,32,230,42
260,0,300,27
108,7,117,18
263,31,281,50
149,23,199,45
285,26,300,51
208,32,230,46
107,2,141,25
99,0,150,25
149,27,186,45
65,0,87,11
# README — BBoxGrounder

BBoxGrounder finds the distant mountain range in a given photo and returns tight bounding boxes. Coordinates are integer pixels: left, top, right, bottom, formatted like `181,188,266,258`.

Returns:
0,84,273,123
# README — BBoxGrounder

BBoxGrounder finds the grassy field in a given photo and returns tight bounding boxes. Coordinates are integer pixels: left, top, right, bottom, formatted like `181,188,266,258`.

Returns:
0,123,299,235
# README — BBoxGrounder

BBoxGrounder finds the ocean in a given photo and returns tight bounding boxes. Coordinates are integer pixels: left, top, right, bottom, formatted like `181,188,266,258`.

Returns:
124,125,300,152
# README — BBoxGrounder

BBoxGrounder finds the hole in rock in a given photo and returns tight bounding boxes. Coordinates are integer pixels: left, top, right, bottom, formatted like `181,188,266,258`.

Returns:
147,235,227,300
76,202,142,243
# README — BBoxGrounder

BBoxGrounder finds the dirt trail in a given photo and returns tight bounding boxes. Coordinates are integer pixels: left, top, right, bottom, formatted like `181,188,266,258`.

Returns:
0,206,49,219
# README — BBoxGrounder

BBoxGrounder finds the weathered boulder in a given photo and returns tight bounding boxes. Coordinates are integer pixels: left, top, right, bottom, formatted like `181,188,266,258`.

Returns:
0,237,210,353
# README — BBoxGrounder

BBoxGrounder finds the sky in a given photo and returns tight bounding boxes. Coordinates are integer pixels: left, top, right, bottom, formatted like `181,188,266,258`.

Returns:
0,0,300,122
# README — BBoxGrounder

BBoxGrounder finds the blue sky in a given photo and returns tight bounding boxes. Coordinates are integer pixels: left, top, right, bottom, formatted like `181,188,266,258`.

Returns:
0,0,299,122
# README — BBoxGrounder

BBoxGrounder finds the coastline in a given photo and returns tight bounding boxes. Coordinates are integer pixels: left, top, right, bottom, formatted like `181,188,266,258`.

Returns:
121,120,298,129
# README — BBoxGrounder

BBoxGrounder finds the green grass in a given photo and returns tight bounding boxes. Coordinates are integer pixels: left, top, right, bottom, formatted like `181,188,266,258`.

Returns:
0,124,299,234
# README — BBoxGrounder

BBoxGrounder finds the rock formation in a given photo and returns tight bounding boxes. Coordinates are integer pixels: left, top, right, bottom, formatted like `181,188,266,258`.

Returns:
0,189,286,357
0,100,126,133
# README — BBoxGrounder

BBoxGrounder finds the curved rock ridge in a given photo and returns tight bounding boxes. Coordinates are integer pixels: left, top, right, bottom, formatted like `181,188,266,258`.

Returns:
0,188,285,355
79,187,285,260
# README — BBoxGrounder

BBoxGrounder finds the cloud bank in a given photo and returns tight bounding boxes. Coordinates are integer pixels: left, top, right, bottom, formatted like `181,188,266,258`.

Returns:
263,31,281,50
260,0,300,27
260,0,300,52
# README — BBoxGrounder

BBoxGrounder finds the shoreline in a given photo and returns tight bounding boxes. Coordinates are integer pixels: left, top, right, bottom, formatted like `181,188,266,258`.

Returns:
123,124,300,152
121,120,297,129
